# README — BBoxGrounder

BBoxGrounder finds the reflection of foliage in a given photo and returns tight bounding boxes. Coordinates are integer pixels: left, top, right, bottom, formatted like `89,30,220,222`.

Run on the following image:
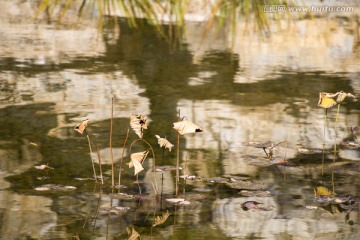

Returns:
35,0,288,41
152,210,171,227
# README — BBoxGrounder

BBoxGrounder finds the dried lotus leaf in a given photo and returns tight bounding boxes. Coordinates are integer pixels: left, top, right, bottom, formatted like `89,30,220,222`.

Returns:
130,114,148,138
74,119,89,134
173,120,202,135
155,135,174,151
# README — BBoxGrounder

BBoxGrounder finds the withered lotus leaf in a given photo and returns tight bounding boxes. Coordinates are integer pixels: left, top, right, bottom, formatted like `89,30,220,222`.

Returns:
314,186,334,198
318,92,337,109
155,135,174,151
173,119,202,135
130,114,148,138
129,151,149,175
74,119,89,134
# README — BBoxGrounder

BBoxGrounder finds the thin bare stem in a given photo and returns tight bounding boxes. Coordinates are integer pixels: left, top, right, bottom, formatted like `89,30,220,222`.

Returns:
332,104,341,193
183,155,188,196
118,128,130,192
321,108,328,176
110,96,115,188
86,133,97,182
95,144,104,185
175,109,180,196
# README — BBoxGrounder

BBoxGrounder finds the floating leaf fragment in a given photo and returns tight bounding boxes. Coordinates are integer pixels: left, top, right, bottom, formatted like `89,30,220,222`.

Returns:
155,135,174,151
173,119,202,135
127,226,140,240
130,114,148,138
35,184,77,191
74,119,89,134
166,198,185,203
241,201,263,211
35,165,54,170
180,175,196,180
129,151,149,175
153,210,171,227
109,193,135,200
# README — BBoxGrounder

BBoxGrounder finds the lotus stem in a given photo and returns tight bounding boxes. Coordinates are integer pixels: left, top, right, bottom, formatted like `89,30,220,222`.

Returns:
86,132,97,182
321,108,328,176
176,132,180,196
332,103,341,193
110,96,115,188
183,155,188,196
175,109,180,196
118,128,130,192
95,144,104,185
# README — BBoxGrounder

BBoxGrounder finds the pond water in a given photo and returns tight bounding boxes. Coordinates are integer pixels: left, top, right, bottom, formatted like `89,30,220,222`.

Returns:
1,8,360,240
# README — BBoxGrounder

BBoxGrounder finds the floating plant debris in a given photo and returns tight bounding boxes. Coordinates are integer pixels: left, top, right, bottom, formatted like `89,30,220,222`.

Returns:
153,210,171,227
241,201,263,211
74,119,89,134
109,193,135,200
35,184,76,191
314,195,355,205
166,198,185,203
34,165,53,170
155,135,174,151
180,175,197,180
110,206,131,215
74,177,94,181
130,114,148,139
173,119,202,135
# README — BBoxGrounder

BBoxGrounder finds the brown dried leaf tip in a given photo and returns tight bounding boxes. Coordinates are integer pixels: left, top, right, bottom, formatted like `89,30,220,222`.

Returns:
173,119,202,135
130,114,148,138
155,135,174,151
74,119,89,134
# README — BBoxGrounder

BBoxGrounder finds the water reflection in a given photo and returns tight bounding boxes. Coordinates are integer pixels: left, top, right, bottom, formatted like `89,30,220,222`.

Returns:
0,6,360,239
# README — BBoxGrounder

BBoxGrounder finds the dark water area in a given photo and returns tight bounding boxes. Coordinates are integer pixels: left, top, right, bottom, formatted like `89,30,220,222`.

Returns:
0,15,360,239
